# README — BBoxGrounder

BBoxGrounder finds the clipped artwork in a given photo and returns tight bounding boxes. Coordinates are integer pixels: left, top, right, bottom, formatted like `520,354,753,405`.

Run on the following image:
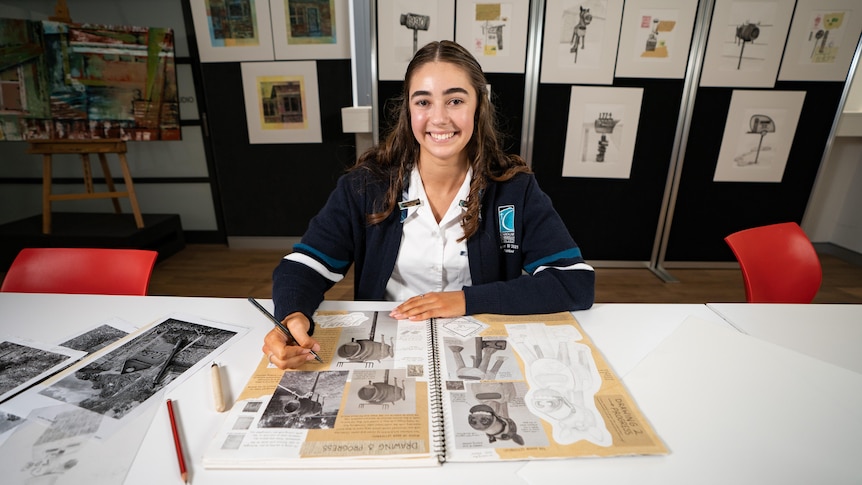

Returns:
0,18,179,142
614,0,698,79
713,90,806,183
190,0,275,62
562,86,644,179
455,0,530,73
778,0,862,81
700,0,795,87
377,0,456,81
240,61,322,144
540,0,625,85
270,0,351,59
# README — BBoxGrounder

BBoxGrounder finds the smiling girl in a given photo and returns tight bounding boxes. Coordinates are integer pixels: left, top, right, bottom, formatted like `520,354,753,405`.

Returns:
265,41,595,370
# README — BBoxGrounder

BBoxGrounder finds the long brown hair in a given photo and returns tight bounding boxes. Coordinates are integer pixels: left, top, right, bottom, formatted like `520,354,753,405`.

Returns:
353,40,530,240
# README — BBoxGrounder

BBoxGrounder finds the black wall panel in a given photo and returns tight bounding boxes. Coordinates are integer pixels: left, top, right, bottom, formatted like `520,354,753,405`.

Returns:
531,79,686,262
664,81,846,262
201,60,356,237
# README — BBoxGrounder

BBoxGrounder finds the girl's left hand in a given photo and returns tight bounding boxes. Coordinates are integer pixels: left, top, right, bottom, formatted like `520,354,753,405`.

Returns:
389,291,466,321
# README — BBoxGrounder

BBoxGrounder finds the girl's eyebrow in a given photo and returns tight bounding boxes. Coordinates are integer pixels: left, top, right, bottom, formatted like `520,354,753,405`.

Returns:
410,86,470,99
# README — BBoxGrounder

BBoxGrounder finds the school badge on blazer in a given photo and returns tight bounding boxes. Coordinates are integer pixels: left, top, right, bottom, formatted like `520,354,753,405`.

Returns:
498,205,518,253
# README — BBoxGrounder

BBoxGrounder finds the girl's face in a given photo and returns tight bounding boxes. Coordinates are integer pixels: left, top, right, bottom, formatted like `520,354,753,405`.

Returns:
408,61,476,167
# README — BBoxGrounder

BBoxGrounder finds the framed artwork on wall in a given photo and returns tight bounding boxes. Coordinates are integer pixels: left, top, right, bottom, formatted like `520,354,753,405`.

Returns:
778,0,862,81
377,0,456,81
270,0,351,60
240,61,322,144
614,0,699,79
562,86,644,179
540,0,625,85
713,90,806,183
699,0,795,88
190,0,275,62
454,0,530,73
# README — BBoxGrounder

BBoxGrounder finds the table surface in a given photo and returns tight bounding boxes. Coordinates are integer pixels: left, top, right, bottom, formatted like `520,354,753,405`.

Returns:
0,294,860,485
707,303,862,374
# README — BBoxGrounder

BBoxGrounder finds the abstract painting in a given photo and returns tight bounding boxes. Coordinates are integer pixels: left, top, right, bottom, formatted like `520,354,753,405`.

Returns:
0,18,180,141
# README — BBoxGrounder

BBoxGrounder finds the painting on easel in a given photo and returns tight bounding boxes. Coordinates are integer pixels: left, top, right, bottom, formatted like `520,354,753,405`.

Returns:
0,18,179,142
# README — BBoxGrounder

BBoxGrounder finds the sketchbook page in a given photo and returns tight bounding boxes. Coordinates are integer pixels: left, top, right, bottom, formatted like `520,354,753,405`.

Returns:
203,310,441,469
435,312,667,462
516,315,862,484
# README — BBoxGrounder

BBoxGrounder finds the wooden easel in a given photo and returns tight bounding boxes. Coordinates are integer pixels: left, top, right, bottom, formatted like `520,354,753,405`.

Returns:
28,139,145,234
27,1,144,235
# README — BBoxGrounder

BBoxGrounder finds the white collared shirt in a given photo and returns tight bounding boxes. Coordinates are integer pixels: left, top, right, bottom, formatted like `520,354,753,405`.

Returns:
385,165,473,301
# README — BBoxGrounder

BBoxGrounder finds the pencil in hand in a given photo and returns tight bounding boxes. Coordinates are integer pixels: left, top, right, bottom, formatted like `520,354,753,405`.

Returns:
247,297,323,363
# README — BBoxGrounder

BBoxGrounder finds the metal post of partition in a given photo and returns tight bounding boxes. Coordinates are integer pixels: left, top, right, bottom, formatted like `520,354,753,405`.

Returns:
520,0,546,166
649,0,716,282
347,0,378,152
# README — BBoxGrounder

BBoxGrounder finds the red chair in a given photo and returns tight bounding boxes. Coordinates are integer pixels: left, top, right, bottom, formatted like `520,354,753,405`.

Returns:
0,248,158,295
724,222,822,303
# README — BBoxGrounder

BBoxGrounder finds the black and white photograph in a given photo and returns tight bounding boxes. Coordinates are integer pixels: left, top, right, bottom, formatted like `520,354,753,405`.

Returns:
332,312,398,368
59,320,134,355
342,368,417,415
449,381,547,449
37,315,243,421
258,370,348,429
0,337,85,403
443,336,522,382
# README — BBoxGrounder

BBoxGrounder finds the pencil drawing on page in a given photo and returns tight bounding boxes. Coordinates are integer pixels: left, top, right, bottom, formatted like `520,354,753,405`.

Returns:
507,322,612,446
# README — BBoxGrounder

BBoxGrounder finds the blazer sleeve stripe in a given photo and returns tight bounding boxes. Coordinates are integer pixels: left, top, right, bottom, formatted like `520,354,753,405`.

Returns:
524,247,583,274
294,243,350,270
534,262,595,274
284,253,345,283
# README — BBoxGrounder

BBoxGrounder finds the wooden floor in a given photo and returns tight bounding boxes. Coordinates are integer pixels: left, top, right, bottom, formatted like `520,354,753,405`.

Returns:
145,244,862,304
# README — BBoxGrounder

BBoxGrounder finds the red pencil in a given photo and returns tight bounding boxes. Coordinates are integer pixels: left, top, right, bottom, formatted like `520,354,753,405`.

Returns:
166,399,189,484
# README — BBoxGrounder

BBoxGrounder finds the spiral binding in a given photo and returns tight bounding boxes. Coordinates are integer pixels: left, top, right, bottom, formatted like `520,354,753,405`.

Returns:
427,318,447,463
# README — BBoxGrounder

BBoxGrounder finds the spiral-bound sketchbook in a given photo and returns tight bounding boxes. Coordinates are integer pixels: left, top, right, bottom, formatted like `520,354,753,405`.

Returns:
202,308,667,469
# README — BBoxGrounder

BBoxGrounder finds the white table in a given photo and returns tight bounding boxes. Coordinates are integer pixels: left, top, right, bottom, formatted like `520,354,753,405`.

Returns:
0,295,860,485
707,303,862,375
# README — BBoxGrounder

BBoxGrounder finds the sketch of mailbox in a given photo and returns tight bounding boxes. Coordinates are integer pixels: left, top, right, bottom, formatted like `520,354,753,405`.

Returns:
336,312,394,367
747,114,775,164
357,369,406,410
400,12,430,54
